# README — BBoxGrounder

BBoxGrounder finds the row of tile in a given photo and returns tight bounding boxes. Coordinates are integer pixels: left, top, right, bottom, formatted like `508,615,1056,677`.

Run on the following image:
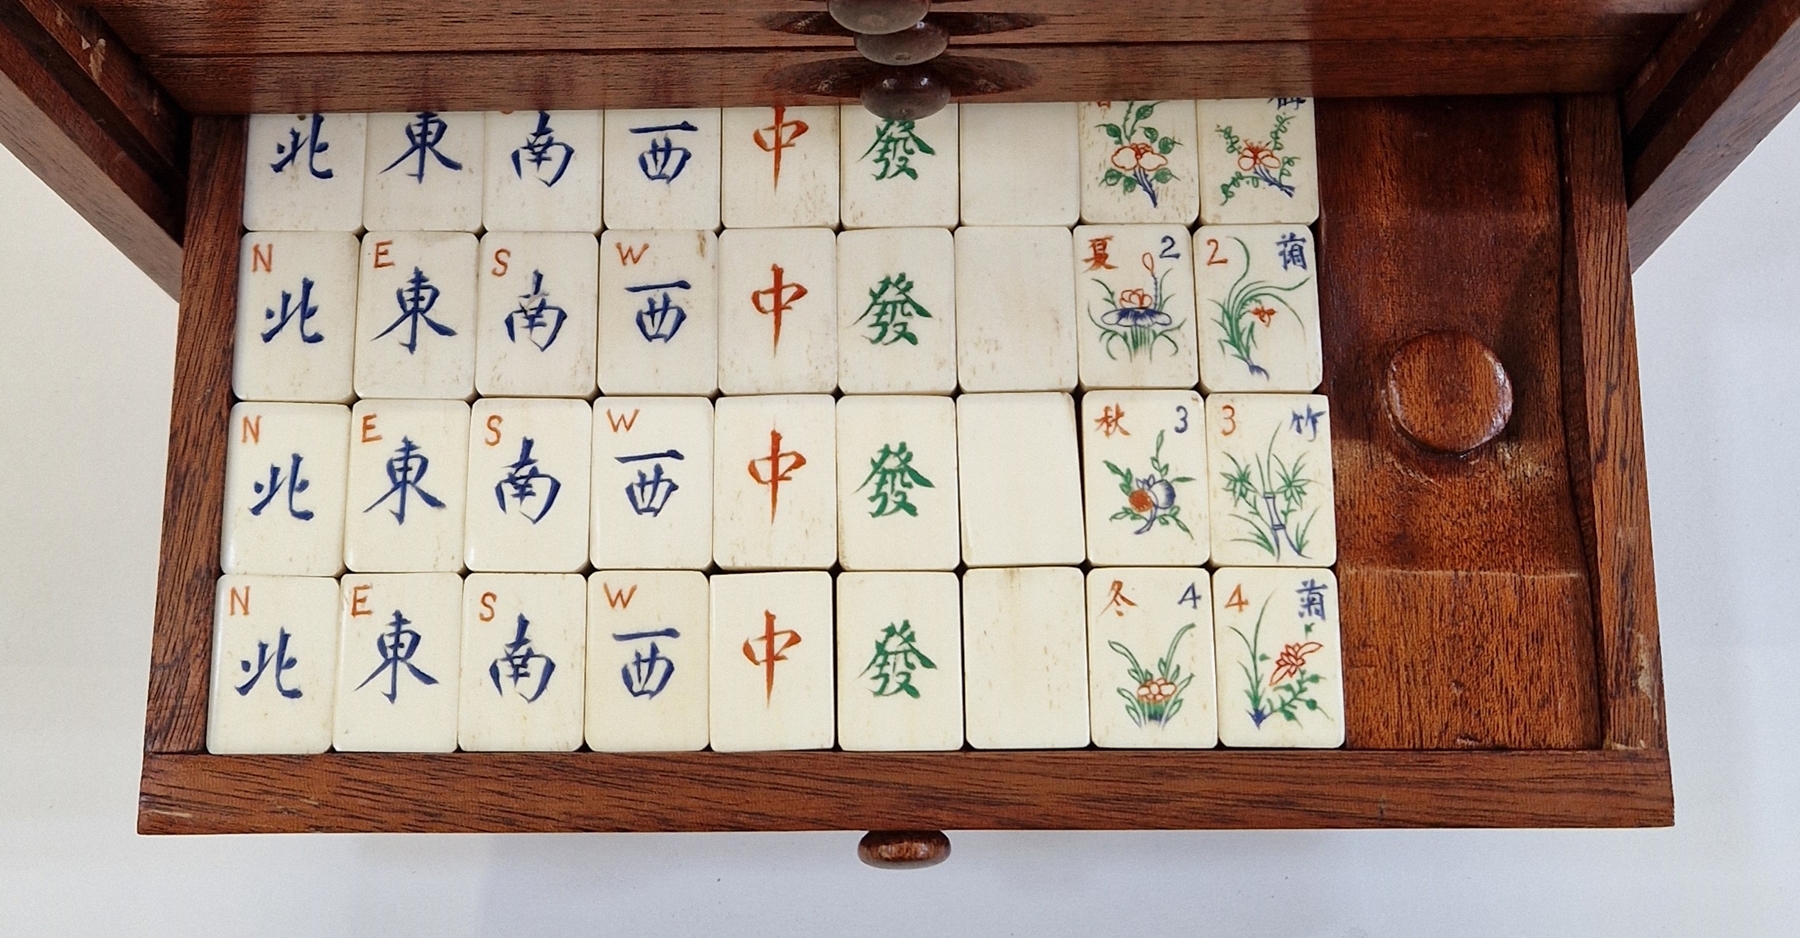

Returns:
224,391,1336,575
246,101,1320,234
210,565,1342,754
238,223,1322,402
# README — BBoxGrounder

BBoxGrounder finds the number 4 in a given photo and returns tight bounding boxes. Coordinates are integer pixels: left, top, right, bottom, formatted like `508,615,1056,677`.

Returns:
1178,583,1202,608
1224,584,1248,612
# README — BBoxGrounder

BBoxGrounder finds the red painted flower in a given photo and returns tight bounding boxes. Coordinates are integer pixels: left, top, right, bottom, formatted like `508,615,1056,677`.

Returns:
1136,677,1178,703
1237,142,1281,173
1117,287,1154,309
1112,142,1168,174
1250,305,1277,326
1128,488,1154,513
1270,641,1324,686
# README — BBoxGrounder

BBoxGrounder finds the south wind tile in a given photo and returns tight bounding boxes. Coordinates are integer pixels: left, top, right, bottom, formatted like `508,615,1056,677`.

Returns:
722,106,841,229
363,110,484,231
354,231,477,400
709,570,835,752
836,571,963,751
955,391,1085,567
1078,99,1200,225
243,112,367,232
1205,393,1336,567
590,397,713,571
1212,566,1343,748
1082,389,1209,566
837,395,960,571
482,109,602,233
959,102,1081,226
717,227,838,395
961,566,1089,749
233,231,359,403
332,572,463,752
458,573,588,751
712,394,837,571
587,570,710,752
954,226,1077,392
1073,224,1200,390
342,399,469,573
1087,567,1217,749
207,574,340,754
840,104,959,229
465,398,593,573
1196,98,1319,226
475,232,598,398
836,227,957,395
603,108,721,230
220,401,349,576
1194,223,1322,393
597,229,719,396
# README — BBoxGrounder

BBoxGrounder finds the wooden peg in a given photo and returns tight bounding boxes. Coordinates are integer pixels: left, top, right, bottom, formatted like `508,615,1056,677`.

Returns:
1384,330,1513,455
857,830,950,869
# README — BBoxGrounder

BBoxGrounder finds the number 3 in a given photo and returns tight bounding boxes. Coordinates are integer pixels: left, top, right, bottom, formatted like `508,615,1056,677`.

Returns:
1219,404,1237,436
1174,406,1190,433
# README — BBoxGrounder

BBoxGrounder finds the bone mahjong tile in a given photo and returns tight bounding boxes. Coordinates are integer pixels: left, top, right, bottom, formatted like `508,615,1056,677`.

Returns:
1205,393,1336,567
836,227,957,394
597,229,719,396
482,109,602,233
590,397,713,570
464,398,593,573
955,392,1085,567
343,399,470,572
1196,98,1319,225
332,572,463,752
1194,224,1321,392
363,111,484,231
959,102,1080,226
243,113,367,231
586,570,710,752
233,231,359,403
837,395,960,571
962,566,1089,749
840,104,958,229
1078,100,1200,225
1073,224,1200,390
354,231,477,400
220,401,350,576
954,226,1077,392
1087,567,1217,749
836,571,963,751
603,108,722,230
712,394,837,570
207,574,339,754
722,106,840,229
458,573,588,751
475,232,598,397
1082,390,1209,566
717,227,838,394
1212,566,1343,747
709,571,835,752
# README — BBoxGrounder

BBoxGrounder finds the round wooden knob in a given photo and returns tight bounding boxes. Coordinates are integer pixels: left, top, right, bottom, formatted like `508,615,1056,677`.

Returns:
856,21,949,66
860,66,951,120
858,830,950,869
1384,330,1513,455
829,0,931,35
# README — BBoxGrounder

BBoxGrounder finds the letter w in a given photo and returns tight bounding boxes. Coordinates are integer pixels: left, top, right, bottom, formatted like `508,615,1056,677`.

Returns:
605,408,639,433
603,583,637,609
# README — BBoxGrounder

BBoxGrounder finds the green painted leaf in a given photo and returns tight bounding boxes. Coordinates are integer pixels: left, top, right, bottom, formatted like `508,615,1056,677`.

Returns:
1121,177,1137,194
1143,126,1159,143
1101,123,1123,143
1152,168,1174,184
1135,103,1156,121
1101,168,1124,185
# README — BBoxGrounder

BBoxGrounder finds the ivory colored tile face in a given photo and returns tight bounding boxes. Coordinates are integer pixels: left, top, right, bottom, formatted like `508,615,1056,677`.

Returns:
962,567,1089,749
1088,568,1217,749
1073,224,1200,390
1205,393,1336,567
482,109,602,232
954,227,1077,392
475,232,598,397
458,573,588,751
1194,224,1322,392
1079,100,1201,225
207,575,339,754
233,231,359,403
586,570,710,751
1082,390,1209,566
840,104,958,229
959,103,1081,226
332,573,463,752
343,399,470,573
354,232,477,400
590,397,713,570
836,396,959,571
722,106,840,228
603,108,721,230
220,402,350,576
717,227,838,394
712,395,836,570
955,392,1085,567
363,111,484,231
597,229,719,395
1213,566,1343,747
1197,98,1319,225
244,113,367,231
465,398,593,573
836,572,963,751
836,227,957,394
709,571,835,752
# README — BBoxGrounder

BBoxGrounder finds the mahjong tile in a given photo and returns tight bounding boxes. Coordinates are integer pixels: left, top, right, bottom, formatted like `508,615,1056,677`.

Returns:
840,104,958,229
458,573,588,751
233,231,359,403
1087,568,1216,748
475,232,598,397
1212,566,1343,747
836,227,957,395
722,106,840,228
354,232,477,400
597,229,719,396
590,397,713,570
1194,224,1321,392
1073,224,1200,390
482,109,602,232
363,111,484,231
712,394,837,570
717,227,838,394
962,566,1089,749
1205,393,1336,567
709,571,835,752
1196,98,1319,225
586,570,710,752
836,572,963,751
243,113,367,231
342,399,470,573
464,398,592,573
603,108,721,230
207,574,339,754
332,573,463,752
954,226,1077,392
1078,100,1200,225
1082,390,1208,566
220,401,350,576
956,391,1085,567
959,102,1081,226
837,395,960,571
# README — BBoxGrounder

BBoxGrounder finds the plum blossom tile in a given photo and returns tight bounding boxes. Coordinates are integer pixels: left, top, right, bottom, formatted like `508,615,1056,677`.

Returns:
1205,393,1336,567
332,573,463,752
354,232,477,400
207,574,339,754
465,398,593,573
243,113,367,231
712,394,837,571
1079,100,1200,225
1082,390,1209,566
1194,223,1321,392
1087,567,1217,749
586,570,710,752
590,397,713,570
1073,224,1199,390
597,229,719,396
233,231,359,403
482,109,602,232
717,227,838,395
840,104,958,229
475,232,598,397
363,111,484,231
836,572,963,751
954,226,1077,392
722,106,840,228
961,566,1089,749
1197,98,1319,225
709,571,835,752
1212,566,1343,747
603,108,721,230
959,103,1080,226
220,401,350,576
836,227,957,395
837,395,959,571
955,392,1085,567
342,399,469,573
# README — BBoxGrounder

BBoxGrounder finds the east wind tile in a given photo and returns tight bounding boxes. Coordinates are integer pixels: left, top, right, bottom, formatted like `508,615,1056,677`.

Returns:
482,109,602,233
1078,100,1201,225
956,392,1085,567
1082,390,1209,566
465,398,593,573
709,571,835,752
836,571,963,751
220,402,350,576
343,399,470,573
233,231,359,403
836,395,959,571
722,106,840,229
1194,224,1322,393
363,111,484,231
962,566,1089,749
597,229,720,396
354,232,477,400
1205,393,1336,567
586,570,710,752
1087,567,1217,749
1196,98,1319,225
590,397,713,570
243,113,367,231
475,232,598,398
717,227,838,395
207,574,340,754
954,226,1077,392
840,104,959,229
959,103,1081,226
1073,224,1200,390
712,395,837,571
836,227,957,395
603,108,722,230
1212,566,1343,748
458,573,588,751
332,572,463,752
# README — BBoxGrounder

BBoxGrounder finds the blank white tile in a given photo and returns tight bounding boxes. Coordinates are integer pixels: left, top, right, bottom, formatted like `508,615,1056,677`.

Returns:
1205,393,1336,567
709,571,835,752
954,226,1077,392
1088,567,1217,748
718,227,838,394
233,231,359,403
332,573,463,752
586,570,710,751
475,232,598,397
962,567,1089,749
836,572,963,751
1073,224,1200,390
1196,98,1320,225
597,229,719,396
465,398,593,573
713,395,836,570
722,106,840,228
363,111,484,231
1082,390,1209,566
1213,566,1342,747
354,232,477,400
840,104,958,229
837,395,959,571
482,109,601,232
244,113,367,231
220,402,349,576
1078,100,1200,225
590,397,713,570
1194,224,1321,392
836,227,957,394
343,399,470,573
207,575,339,754
955,392,1085,567
603,108,721,230
959,103,1080,226
458,573,588,751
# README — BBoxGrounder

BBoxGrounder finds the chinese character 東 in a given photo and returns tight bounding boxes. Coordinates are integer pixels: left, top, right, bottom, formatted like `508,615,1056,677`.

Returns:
374,267,457,354
355,609,438,704
364,437,445,524
380,111,463,183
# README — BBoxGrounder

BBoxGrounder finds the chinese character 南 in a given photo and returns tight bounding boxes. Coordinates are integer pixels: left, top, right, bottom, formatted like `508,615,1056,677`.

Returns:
511,111,574,187
746,429,807,522
750,264,808,350
616,449,684,517
249,453,314,521
505,270,568,352
632,121,699,183
261,277,324,345
495,437,562,524
856,442,934,518
355,609,438,703
380,111,463,183
1296,578,1329,635
374,267,457,354
753,106,808,188
364,437,445,524
860,620,937,699
742,610,801,703
854,273,932,346
860,119,934,181
1275,232,1308,271
1290,404,1323,441
235,628,302,699
626,279,691,343
490,614,556,703
614,628,679,699
270,113,333,180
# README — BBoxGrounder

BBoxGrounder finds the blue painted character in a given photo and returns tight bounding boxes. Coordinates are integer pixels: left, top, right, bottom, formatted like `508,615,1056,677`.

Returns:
505,270,567,352
490,614,556,702
355,609,438,703
261,277,324,344
364,437,445,524
249,453,314,521
374,267,457,354
614,628,679,699
1275,232,1308,271
1290,405,1323,441
495,437,561,524
511,111,574,187
1296,579,1329,635
626,280,691,343
270,113,333,180
235,628,303,698
631,122,699,183
615,450,684,517
380,111,463,183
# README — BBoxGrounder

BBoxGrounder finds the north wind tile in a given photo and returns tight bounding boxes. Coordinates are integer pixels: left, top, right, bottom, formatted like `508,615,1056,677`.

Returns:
482,109,602,233
1213,566,1343,748
722,106,841,228
1087,567,1217,749
208,574,339,754
837,395,960,571
954,226,1078,392
840,104,959,229
962,566,1089,749
1194,224,1322,393
1205,393,1337,568
603,108,722,230
220,402,350,576
233,231,359,403
342,399,469,573
590,397,713,570
475,232,598,397
1082,390,1209,566
243,113,367,231
363,111,484,231
332,572,463,752
1073,224,1200,390
836,227,957,395
459,573,588,751
836,571,963,751
959,102,1081,226
1196,98,1320,226
354,232,477,400
597,230,719,396
465,398,593,573
955,392,1085,567
1078,100,1201,225
587,570,710,752
713,395,837,570
710,571,835,752
717,227,838,395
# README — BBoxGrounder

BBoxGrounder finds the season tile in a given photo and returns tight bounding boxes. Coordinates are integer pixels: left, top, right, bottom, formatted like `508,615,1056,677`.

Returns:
1078,99,1200,225
1087,567,1217,749
1081,390,1209,566
1212,566,1343,748
1073,224,1199,390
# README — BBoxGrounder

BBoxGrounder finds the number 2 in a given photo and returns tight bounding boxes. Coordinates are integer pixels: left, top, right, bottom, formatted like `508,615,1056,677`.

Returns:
1159,236,1182,260
1219,404,1237,436
1204,238,1229,266
1174,406,1190,433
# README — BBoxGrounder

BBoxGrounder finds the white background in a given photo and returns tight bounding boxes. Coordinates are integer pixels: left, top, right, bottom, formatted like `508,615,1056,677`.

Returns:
2,109,1796,935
